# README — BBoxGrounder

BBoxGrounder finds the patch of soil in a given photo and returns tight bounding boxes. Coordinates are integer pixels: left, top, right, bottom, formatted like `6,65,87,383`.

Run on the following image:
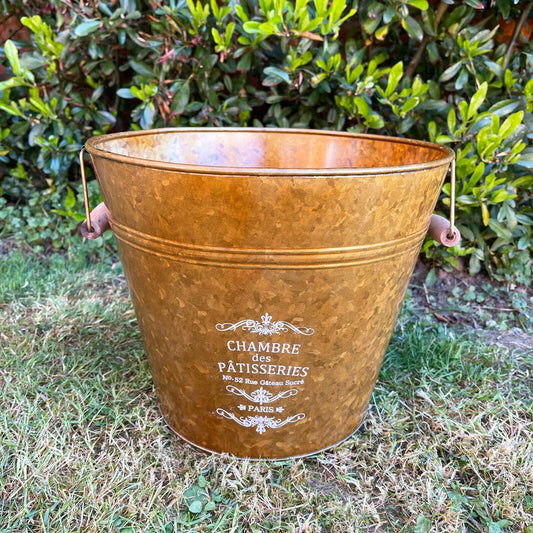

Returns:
409,260,533,353
0,237,31,256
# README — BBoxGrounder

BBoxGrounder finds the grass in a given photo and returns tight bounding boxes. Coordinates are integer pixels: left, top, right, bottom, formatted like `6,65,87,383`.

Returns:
1,241,532,533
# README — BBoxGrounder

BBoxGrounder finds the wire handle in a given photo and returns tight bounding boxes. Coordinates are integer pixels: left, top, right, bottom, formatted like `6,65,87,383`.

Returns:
80,146,92,233
427,157,460,247
79,147,110,239
448,157,456,240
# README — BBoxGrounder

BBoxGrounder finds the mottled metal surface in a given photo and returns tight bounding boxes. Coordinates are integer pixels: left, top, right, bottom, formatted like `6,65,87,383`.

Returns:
85,128,454,459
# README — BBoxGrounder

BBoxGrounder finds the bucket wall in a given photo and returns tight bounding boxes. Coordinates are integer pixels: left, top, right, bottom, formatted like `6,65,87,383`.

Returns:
85,128,453,459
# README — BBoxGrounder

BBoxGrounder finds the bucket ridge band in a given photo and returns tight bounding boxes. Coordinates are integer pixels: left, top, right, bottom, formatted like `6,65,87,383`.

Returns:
110,217,427,268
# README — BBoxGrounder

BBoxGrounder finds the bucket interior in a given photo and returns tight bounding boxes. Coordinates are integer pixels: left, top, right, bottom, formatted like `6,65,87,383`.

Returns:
89,129,451,172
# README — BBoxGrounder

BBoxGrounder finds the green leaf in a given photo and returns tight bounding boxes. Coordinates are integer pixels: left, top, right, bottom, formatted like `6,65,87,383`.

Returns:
499,111,523,139
488,99,519,118
140,102,156,128
447,108,456,135
439,61,464,82
402,15,424,41
237,51,252,71
484,59,503,78
29,123,46,146
95,110,116,125
455,68,468,91
488,219,513,241
188,500,203,514
496,0,511,18
354,96,370,118
65,187,76,211
245,21,279,35
172,81,190,114
363,13,382,34
385,62,403,98
464,0,483,7
263,66,290,84
468,162,485,189
91,86,103,105
481,203,490,226
458,101,468,123
402,96,419,114
425,267,437,287
469,254,481,275
375,25,390,40
19,53,47,70
74,19,101,37
5,40,21,76
490,189,512,203
518,236,530,250
200,54,218,70
21,15,43,34
311,72,327,86
211,27,221,44
414,514,431,533
235,4,249,22
366,113,385,129
129,59,154,77
411,76,427,97
428,121,437,141
518,148,533,162
0,78,25,91
314,0,328,17
117,88,135,99
436,135,454,143
467,81,487,120
243,21,261,33
295,0,309,16
407,0,429,10
130,86,143,99
225,21,235,44
382,5,396,24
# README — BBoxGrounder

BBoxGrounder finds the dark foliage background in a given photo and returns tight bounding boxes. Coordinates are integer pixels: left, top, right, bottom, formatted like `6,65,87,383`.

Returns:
0,0,531,283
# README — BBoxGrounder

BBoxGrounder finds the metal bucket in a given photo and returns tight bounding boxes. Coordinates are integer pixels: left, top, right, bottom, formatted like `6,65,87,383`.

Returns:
80,128,458,459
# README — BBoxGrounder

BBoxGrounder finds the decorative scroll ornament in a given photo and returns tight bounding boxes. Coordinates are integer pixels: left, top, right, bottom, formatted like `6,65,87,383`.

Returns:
216,409,305,434
226,385,298,405
216,313,314,336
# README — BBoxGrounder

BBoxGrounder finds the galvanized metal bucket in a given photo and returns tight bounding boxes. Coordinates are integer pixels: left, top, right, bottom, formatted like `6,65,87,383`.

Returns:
80,128,459,459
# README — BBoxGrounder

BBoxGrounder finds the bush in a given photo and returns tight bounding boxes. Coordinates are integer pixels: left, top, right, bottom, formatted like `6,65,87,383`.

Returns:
0,0,531,283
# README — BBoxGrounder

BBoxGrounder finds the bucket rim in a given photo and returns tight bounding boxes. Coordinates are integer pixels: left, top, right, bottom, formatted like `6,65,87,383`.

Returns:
84,127,455,176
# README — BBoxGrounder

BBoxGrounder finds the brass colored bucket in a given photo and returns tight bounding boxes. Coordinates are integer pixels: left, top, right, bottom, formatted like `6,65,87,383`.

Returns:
81,128,457,459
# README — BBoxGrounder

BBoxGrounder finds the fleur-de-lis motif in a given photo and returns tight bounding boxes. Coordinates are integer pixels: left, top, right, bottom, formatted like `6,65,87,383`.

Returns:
226,385,298,405
216,409,305,434
216,313,314,336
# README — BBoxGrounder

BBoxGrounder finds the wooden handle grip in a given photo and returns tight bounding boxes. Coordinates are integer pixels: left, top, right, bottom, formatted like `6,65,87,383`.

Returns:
79,202,110,239
428,214,461,247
